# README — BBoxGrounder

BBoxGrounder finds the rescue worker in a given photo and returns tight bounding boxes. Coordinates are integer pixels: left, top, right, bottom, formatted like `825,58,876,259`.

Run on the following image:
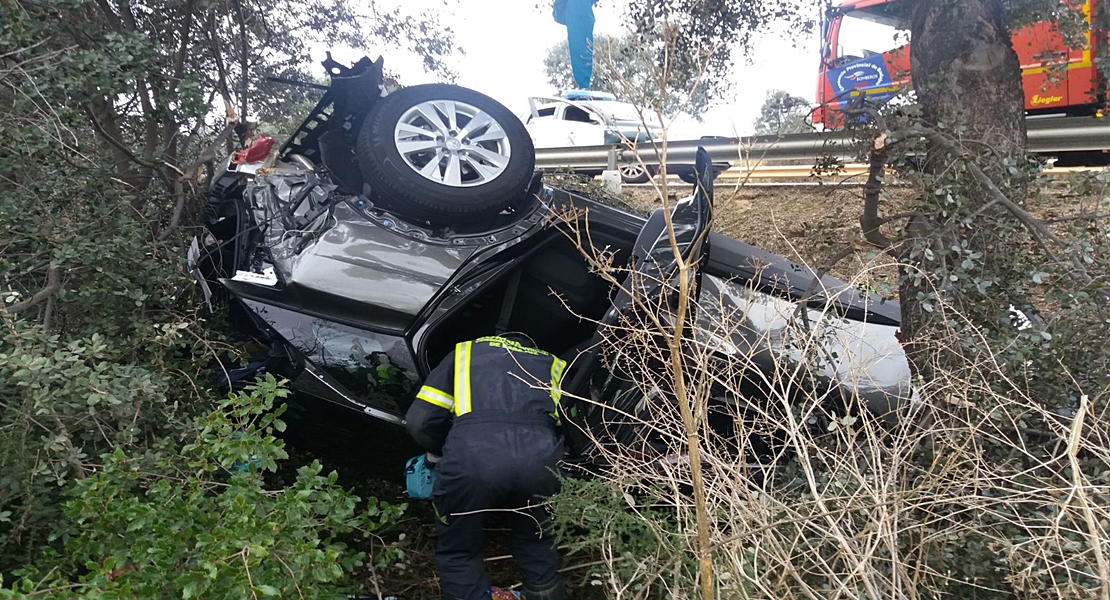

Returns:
406,333,567,600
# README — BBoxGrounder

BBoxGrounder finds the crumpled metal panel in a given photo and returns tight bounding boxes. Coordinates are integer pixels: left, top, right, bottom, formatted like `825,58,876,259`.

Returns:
697,274,913,414
243,174,475,331
288,202,471,328
609,180,713,321
246,173,338,282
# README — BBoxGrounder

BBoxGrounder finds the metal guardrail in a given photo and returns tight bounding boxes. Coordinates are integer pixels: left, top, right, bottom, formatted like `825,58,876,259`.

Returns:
534,116,1110,170
624,163,1107,188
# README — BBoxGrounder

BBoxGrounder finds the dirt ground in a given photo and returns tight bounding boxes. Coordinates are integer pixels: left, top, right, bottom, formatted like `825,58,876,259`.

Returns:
619,175,1105,299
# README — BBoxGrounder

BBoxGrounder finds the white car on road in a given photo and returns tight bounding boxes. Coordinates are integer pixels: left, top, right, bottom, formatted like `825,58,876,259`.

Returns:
521,92,726,184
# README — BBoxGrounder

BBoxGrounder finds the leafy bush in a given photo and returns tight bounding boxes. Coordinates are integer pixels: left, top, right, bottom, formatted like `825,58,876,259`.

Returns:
0,171,207,569
1,376,405,598
551,477,696,596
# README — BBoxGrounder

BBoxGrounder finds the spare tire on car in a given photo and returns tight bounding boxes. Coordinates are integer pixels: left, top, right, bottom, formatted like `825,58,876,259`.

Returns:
356,84,536,225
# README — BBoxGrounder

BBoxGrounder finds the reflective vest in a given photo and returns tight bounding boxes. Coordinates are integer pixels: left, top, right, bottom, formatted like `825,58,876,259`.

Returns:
416,336,568,421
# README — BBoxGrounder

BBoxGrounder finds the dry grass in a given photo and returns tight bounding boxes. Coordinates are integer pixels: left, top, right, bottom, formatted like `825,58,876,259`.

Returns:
550,176,1110,599
559,283,1110,599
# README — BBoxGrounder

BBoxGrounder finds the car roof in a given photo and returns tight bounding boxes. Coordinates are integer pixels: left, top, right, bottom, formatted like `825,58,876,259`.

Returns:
560,90,617,101
527,96,661,122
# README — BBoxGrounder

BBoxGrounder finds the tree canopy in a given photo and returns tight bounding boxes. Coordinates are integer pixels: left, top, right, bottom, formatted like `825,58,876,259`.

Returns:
543,33,713,118
0,0,458,584
542,0,820,121
624,0,820,112
753,89,811,135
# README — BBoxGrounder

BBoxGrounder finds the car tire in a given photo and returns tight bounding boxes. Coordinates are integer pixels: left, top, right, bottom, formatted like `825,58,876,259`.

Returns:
619,163,654,184
356,84,535,224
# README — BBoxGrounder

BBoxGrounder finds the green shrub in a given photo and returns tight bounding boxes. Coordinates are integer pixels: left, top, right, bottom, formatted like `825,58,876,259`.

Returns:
1,376,405,598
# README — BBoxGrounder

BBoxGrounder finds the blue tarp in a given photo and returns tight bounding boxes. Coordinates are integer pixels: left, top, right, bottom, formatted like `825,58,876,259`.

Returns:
553,0,596,89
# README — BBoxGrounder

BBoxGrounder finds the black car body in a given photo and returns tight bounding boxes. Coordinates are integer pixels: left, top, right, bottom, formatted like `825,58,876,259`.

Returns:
191,56,910,460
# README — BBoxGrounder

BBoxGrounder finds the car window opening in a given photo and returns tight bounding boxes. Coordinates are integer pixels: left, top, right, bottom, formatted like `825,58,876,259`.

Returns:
563,106,593,123
421,229,633,370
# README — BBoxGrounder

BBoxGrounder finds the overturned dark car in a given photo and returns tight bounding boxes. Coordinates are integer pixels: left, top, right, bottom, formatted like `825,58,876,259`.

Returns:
191,56,911,464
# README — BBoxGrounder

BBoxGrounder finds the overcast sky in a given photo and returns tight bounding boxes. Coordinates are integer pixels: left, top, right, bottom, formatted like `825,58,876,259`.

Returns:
322,0,821,138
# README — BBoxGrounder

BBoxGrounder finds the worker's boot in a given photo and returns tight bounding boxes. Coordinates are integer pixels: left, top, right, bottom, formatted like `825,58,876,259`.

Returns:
522,581,563,600
489,587,522,600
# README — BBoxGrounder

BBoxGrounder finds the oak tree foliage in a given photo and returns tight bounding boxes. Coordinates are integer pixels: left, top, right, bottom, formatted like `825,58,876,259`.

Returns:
1,0,450,588
753,89,811,135
543,34,714,118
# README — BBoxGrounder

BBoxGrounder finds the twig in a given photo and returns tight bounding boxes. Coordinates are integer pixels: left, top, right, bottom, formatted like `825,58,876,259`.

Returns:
922,129,1104,295
273,553,305,599
47,409,87,479
158,121,236,240
559,558,622,573
240,548,260,600
1062,393,1110,599
84,105,159,170
877,210,927,225
792,245,856,330
1044,212,1110,223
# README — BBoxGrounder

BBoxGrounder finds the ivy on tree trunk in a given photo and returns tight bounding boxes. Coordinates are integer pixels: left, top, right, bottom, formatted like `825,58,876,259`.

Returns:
898,0,1030,373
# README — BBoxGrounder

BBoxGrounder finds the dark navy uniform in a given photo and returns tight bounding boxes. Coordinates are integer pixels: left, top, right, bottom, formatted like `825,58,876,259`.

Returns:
406,336,568,600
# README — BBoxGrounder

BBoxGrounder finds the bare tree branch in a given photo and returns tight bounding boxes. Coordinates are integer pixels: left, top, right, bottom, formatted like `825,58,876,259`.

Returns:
233,0,250,131
840,103,894,249
158,121,236,241
3,266,63,315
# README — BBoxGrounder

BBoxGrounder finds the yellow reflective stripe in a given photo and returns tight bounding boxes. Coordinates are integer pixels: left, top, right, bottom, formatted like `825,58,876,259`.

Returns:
416,385,455,410
550,357,568,404
454,341,473,416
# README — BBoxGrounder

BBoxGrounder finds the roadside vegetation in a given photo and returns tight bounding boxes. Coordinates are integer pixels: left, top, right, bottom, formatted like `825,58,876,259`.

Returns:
541,1,1110,599
3,0,1109,598
0,0,446,594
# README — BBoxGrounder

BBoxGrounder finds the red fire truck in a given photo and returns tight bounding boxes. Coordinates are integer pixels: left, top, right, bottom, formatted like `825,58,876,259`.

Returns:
814,0,1107,128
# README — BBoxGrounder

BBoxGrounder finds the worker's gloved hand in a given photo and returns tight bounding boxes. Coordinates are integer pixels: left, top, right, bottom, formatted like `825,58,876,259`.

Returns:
404,454,438,500
424,452,442,470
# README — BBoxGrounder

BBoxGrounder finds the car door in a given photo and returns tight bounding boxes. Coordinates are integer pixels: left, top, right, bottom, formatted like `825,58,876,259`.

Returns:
561,148,716,459
522,105,563,148
614,147,714,315
525,99,607,148
554,103,607,146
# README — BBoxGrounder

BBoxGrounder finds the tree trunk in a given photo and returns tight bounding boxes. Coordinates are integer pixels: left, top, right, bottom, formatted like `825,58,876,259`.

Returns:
911,0,1026,161
898,0,1028,368
1093,0,1109,110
